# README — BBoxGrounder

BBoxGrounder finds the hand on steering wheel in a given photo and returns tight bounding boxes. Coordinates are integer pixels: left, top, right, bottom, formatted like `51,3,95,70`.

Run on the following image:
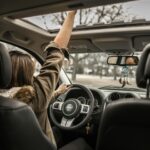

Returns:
50,84,95,130
55,84,71,96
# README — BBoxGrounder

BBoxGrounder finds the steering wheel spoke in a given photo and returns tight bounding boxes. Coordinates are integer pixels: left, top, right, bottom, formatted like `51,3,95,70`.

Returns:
50,84,95,130
52,101,64,111
80,104,90,114
61,117,75,127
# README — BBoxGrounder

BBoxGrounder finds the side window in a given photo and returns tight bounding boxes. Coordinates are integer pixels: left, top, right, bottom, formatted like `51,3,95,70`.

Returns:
34,60,41,76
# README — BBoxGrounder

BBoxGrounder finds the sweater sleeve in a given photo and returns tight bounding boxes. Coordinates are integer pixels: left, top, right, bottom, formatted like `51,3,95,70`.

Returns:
32,42,65,112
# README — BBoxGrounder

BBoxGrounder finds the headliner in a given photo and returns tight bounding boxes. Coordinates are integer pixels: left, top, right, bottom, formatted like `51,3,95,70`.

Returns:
0,0,135,18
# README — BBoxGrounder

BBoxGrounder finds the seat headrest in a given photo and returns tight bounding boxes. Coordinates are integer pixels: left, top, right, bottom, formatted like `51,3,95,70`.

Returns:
136,43,150,88
0,96,56,150
0,43,12,88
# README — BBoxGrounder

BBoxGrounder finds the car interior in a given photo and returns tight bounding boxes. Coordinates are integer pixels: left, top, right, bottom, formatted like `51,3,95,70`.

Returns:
1,0,150,150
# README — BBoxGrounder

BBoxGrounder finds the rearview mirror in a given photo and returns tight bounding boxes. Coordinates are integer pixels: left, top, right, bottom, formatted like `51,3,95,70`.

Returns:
107,56,139,66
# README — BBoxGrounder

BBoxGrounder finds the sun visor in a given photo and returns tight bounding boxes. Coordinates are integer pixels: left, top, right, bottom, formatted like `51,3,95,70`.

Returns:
68,39,101,53
93,37,133,55
133,36,150,51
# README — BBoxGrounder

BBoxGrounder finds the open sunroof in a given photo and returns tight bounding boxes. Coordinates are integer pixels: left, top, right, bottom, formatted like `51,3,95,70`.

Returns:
23,0,150,31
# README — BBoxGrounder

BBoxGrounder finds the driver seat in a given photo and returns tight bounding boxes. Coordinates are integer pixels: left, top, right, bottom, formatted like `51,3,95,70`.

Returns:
0,43,56,150
96,43,150,150
0,43,92,150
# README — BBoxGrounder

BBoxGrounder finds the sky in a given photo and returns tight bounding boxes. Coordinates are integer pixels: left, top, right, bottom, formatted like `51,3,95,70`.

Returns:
124,0,150,20
24,0,150,30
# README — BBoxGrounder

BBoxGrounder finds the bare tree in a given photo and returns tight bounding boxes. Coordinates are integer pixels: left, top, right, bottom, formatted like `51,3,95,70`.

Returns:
52,12,67,25
49,5,125,81
41,15,49,30
39,5,131,81
95,5,123,23
70,54,89,81
51,5,125,26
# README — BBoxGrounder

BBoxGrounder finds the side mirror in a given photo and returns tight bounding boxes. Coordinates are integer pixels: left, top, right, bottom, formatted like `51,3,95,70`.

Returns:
107,56,139,66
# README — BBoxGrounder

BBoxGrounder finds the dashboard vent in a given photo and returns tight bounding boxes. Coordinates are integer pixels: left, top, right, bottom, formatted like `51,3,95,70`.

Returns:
109,92,120,101
125,94,134,98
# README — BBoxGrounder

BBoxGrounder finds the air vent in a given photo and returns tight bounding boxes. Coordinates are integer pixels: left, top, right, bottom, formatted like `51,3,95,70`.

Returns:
109,92,120,101
125,93,134,98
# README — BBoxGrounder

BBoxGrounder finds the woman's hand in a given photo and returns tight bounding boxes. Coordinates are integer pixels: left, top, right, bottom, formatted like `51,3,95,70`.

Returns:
67,10,77,16
56,84,71,95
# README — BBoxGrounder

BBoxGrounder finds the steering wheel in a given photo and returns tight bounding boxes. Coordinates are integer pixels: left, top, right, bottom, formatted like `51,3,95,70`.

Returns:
49,84,95,130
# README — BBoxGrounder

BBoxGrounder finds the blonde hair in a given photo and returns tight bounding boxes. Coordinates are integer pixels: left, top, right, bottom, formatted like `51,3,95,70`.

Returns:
9,51,35,87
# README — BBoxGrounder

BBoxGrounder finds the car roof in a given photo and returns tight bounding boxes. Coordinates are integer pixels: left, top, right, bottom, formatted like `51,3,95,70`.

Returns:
0,0,148,56
51,21,150,54
0,0,134,18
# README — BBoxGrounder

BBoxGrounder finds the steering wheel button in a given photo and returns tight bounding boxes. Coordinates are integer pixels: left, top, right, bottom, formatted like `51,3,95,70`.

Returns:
54,103,59,109
83,106,88,112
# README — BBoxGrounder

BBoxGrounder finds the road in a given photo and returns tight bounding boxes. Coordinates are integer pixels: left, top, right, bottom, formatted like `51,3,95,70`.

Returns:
67,74,136,88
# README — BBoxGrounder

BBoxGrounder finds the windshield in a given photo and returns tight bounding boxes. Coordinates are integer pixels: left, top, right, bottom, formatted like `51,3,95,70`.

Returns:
24,0,150,30
63,52,142,90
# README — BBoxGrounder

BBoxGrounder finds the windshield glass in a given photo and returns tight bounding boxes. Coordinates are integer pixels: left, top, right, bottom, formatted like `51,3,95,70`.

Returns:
63,52,142,90
24,0,150,30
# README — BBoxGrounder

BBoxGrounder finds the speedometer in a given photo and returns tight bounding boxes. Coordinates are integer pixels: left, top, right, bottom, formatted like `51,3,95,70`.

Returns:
87,98,98,106
77,97,87,104
94,98,99,106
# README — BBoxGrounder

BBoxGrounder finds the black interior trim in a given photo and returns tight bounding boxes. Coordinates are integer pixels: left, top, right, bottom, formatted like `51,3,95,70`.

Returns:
0,40,44,65
0,0,135,18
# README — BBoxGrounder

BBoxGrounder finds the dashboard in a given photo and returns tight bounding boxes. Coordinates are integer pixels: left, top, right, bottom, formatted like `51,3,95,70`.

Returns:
107,91,139,102
64,88,105,114
59,87,145,115
49,84,146,145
